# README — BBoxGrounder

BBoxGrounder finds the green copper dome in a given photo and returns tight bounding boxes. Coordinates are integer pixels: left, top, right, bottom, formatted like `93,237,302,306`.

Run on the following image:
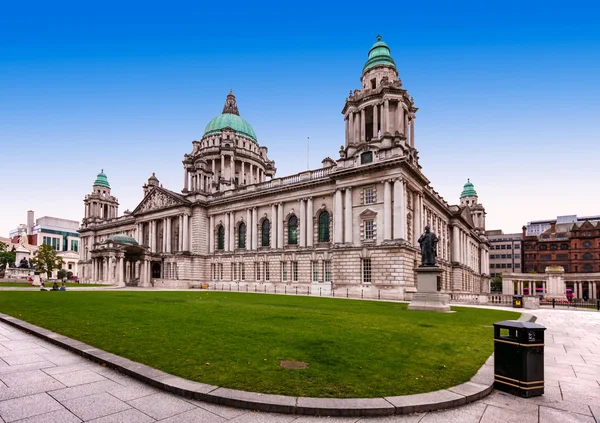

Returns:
460,179,477,198
106,234,139,246
202,91,257,141
94,170,110,188
363,35,397,73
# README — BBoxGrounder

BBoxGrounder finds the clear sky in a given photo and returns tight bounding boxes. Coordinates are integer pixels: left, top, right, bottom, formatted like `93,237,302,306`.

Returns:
1,1,599,238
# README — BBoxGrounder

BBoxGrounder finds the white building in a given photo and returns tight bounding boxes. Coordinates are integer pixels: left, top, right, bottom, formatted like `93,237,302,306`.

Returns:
78,36,490,298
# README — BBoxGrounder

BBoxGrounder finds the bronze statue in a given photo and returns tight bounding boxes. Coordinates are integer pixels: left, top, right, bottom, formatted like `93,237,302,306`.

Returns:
418,225,438,266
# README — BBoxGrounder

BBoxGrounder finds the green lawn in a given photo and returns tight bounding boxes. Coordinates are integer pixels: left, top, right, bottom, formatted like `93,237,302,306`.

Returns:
0,282,112,288
0,291,518,398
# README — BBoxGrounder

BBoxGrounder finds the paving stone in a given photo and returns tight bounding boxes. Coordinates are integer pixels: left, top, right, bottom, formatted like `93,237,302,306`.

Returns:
226,411,297,422
0,369,58,388
479,404,537,423
50,369,107,387
156,407,226,422
187,399,247,419
297,397,395,417
128,392,196,420
41,363,97,376
87,408,155,423
0,354,47,366
385,390,465,414
480,391,538,413
108,383,159,401
0,379,65,402
419,401,487,423
539,406,596,423
293,416,360,422
208,387,296,414
47,379,124,402
448,382,490,401
0,362,56,376
60,392,131,421
0,341,41,352
0,393,63,422
353,413,424,422
12,408,82,423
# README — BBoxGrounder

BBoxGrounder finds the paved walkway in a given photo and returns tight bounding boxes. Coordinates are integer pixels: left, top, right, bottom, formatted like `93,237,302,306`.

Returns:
0,308,598,422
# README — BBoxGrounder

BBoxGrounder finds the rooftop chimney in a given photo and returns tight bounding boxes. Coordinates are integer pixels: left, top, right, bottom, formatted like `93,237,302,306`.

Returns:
549,220,557,233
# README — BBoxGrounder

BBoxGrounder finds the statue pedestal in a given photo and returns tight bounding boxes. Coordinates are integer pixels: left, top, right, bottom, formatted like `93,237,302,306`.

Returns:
408,266,451,313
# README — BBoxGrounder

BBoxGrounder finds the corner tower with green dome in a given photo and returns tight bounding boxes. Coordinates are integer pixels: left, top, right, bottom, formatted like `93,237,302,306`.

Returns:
181,90,276,194
460,179,486,231
341,35,418,161
82,169,120,224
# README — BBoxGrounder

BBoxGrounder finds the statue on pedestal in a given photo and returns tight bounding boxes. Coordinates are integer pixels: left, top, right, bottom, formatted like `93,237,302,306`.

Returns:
418,225,438,267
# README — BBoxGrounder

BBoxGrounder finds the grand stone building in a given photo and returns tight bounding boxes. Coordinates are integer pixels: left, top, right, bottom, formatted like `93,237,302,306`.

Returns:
78,36,490,299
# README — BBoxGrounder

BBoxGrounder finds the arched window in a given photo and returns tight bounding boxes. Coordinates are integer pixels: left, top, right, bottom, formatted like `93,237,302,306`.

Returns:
238,223,246,249
560,243,569,250
318,212,330,242
583,252,593,260
261,219,270,247
550,244,557,250
288,215,298,245
583,264,593,273
539,244,547,250
217,226,224,250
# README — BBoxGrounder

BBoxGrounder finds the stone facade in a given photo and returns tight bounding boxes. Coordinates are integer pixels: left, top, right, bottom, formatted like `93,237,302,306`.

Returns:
78,37,490,299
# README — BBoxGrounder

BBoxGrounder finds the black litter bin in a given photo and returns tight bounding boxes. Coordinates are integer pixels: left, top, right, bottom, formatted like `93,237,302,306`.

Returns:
493,320,545,397
512,295,523,308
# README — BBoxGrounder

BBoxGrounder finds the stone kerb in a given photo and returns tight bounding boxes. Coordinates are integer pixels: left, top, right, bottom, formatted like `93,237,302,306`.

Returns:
0,312,503,417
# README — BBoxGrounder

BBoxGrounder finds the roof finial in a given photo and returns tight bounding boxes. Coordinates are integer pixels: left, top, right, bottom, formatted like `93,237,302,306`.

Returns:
222,90,240,115
376,34,382,41
101,169,104,173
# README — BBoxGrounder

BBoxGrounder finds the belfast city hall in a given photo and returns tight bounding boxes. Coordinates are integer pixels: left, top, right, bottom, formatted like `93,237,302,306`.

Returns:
78,36,491,299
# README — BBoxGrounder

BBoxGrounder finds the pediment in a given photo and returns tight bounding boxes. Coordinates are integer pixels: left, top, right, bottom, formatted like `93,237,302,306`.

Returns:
359,207,377,217
132,187,190,215
578,220,595,229
460,206,475,228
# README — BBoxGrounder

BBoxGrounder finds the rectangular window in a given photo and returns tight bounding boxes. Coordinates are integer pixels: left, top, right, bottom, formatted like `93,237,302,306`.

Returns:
219,263,223,280
70,240,79,252
490,264,495,268
501,263,507,268
364,187,375,204
364,220,374,240
264,262,270,281
211,264,216,280
541,254,551,261
500,245,506,249
324,260,332,282
255,262,261,281
231,263,236,281
514,244,521,249
312,261,319,282
362,258,372,283
51,238,59,250
292,261,298,282
240,263,245,281
282,262,288,281
514,254,520,259
514,263,521,268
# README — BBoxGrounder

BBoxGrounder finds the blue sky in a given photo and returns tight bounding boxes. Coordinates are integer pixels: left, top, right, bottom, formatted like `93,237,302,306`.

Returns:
1,1,599,237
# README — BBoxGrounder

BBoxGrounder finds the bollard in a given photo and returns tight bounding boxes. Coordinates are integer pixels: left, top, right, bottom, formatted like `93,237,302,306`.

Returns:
309,287,311,296
378,290,380,300
361,289,364,299
347,288,348,298
295,287,298,295
246,285,248,292
597,300,600,311
230,284,232,291
285,286,287,294
320,288,322,296
264,286,266,293
275,286,277,294
552,298,555,308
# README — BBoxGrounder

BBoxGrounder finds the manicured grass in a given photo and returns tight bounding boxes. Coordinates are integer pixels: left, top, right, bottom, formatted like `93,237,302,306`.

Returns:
0,292,518,398
0,282,111,288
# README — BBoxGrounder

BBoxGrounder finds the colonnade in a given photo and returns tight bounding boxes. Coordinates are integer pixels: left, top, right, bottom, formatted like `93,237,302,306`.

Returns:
502,276,599,299
452,225,488,273
184,157,266,192
90,255,142,285
85,202,117,220
345,100,414,146
137,214,190,253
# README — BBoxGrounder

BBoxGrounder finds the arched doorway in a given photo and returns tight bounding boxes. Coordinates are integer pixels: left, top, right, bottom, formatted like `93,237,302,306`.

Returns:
152,262,162,279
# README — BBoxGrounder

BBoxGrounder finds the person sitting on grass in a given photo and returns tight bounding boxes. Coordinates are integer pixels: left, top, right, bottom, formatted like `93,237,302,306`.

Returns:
59,282,66,291
40,282,47,291
51,282,59,291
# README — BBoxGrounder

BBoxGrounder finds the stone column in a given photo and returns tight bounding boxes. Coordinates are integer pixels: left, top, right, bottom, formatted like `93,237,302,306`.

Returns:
240,161,245,185
91,258,96,282
246,209,252,249
345,116,349,145
410,115,415,147
339,188,350,245
306,198,314,247
252,208,258,250
384,180,392,240
397,102,404,135
250,164,254,184
452,226,460,262
229,212,235,251
183,214,189,252
220,154,224,178
299,199,306,247
372,104,379,139
393,178,406,239
224,212,230,252
271,204,277,249
355,112,360,142
277,203,284,248
384,99,390,133
177,216,183,251
162,218,167,253
360,108,365,142
150,221,156,253
230,156,234,182
166,217,172,253
334,189,343,243
209,215,215,253
348,113,354,144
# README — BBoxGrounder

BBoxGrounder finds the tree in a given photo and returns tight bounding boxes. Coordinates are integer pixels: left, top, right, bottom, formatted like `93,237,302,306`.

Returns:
31,244,64,279
57,269,67,281
0,242,16,273
490,274,503,292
